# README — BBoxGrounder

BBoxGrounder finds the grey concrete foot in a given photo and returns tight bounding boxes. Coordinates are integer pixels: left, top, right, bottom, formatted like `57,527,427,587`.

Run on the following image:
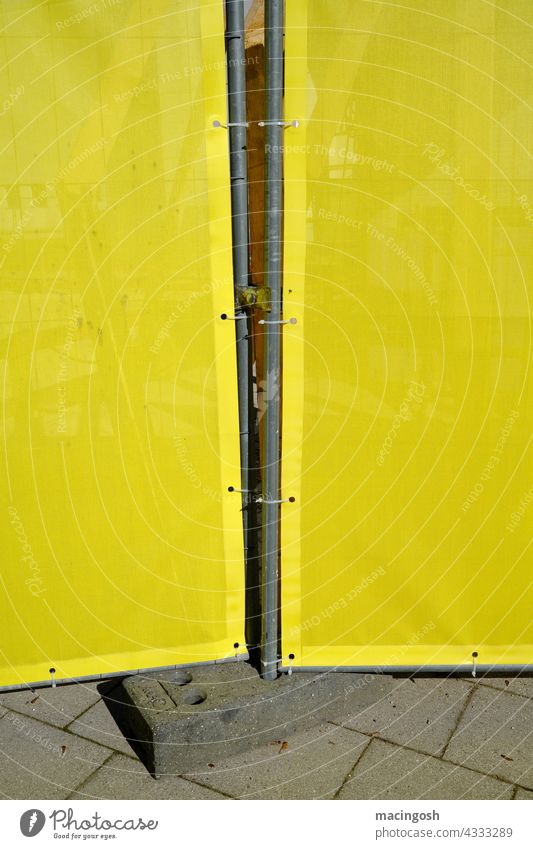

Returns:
117,661,370,778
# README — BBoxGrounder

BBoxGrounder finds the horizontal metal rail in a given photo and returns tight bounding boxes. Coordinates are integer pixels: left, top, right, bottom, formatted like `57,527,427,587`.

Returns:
280,664,533,676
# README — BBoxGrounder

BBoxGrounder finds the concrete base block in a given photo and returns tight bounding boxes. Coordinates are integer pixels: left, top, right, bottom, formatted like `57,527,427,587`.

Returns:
118,661,373,777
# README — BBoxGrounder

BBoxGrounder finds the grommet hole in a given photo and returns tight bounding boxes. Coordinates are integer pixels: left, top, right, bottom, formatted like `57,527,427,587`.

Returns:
182,687,207,706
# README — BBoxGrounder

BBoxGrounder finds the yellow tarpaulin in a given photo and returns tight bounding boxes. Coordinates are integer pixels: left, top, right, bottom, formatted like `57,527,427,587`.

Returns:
0,0,244,687
282,0,533,668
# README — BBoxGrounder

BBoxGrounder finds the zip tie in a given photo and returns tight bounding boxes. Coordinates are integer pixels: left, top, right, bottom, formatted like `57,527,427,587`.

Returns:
220,313,247,321
257,496,296,504
287,654,295,676
258,317,297,325
49,667,56,688
258,120,299,128
213,120,249,129
472,651,478,678
228,486,253,494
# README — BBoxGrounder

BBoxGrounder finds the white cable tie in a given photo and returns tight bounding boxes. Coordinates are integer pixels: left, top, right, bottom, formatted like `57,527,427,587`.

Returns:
288,656,293,676
213,120,249,129
228,486,253,494
220,313,247,321
50,668,56,688
472,651,478,678
258,119,299,129
258,317,297,326
257,497,296,505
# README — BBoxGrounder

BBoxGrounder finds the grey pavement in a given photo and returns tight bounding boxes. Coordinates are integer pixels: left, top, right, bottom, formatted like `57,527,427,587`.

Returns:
444,684,533,788
334,677,472,756
0,672,532,800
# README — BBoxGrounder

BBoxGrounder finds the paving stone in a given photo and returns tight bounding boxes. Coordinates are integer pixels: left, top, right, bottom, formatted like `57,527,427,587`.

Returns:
0,682,103,728
338,738,513,800
70,753,228,800
476,677,533,700
0,711,111,799
445,687,533,789
67,694,137,757
188,723,369,800
514,787,533,800
336,677,472,755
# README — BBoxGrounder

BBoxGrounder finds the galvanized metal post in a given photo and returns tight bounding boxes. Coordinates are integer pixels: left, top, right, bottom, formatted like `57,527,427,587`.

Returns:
225,0,261,650
261,0,284,680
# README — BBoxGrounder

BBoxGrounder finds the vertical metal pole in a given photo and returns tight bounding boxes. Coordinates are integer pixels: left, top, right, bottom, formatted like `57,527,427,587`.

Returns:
225,0,261,650
261,0,284,680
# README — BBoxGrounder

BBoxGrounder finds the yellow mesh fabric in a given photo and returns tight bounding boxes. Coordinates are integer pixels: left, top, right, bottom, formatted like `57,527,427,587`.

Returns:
0,0,244,687
282,0,533,667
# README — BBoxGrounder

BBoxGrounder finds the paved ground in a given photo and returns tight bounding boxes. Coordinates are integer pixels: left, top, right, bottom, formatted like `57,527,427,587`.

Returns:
0,672,532,800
